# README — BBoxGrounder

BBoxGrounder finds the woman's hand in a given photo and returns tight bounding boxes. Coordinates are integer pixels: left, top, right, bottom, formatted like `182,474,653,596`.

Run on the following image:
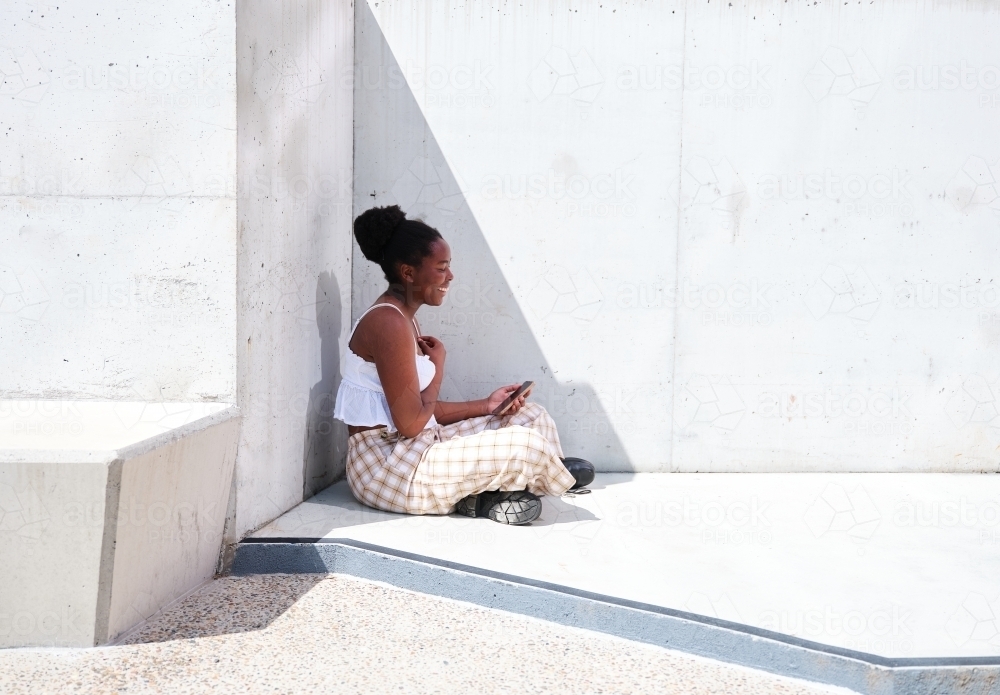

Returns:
487,383,528,417
417,335,446,369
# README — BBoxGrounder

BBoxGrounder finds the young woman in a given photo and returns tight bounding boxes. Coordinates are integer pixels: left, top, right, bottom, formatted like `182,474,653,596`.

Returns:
334,205,595,525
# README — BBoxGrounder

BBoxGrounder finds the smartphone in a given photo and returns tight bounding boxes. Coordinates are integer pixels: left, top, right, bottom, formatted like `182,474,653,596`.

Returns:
492,380,535,416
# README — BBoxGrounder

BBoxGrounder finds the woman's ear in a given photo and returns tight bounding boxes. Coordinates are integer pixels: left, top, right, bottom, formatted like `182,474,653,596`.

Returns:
399,262,416,284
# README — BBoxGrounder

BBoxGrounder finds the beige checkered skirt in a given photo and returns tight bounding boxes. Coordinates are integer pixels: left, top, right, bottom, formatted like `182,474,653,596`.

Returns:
346,402,576,515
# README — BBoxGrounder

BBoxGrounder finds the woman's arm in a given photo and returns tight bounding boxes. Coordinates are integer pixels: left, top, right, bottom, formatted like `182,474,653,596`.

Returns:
433,384,529,426
367,312,442,438
434,399,490,425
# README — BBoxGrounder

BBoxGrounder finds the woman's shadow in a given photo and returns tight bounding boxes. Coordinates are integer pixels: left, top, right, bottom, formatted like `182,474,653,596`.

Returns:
301,270,349,500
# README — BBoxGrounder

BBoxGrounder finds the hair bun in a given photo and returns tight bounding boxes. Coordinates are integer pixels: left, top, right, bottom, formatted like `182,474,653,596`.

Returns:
354,205,406,262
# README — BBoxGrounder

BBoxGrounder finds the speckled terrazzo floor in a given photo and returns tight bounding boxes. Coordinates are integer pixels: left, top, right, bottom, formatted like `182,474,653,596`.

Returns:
0,574,858,695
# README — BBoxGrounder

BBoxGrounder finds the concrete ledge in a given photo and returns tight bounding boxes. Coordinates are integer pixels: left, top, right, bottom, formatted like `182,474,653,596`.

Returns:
232,538,1000,695
0,401,240,647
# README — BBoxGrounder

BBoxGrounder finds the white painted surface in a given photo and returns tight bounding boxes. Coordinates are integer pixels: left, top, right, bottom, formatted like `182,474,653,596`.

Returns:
3,0,996,588
353,0,1000,472
106,413,240,642
0,0,238,402
233,0,355,539
669,1,1000,474
0,402,239,647
254,474,1000,659
353,0,673,472
0,400,229,453
0,458,108,647
2,0,358,545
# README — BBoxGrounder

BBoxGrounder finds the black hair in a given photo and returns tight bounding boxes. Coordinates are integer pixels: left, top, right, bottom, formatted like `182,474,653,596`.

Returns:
353,205,443,284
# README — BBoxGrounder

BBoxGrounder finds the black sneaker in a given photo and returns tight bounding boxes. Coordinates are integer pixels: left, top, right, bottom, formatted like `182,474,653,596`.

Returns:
453,490,542,525
453,494,478,518
561,457,595,489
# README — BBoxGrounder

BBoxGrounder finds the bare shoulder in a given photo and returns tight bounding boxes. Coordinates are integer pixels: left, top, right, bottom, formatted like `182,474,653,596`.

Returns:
354,304,412,349
358,303,409,329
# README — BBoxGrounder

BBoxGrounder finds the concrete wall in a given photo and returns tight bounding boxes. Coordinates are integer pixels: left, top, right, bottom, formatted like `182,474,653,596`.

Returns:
231,0,354,540
4,0,997,532
354,0,1000,473
0,0,238,402
2,0,356,548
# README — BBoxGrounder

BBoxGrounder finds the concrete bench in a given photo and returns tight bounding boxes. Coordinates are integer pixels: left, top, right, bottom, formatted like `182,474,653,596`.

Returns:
0,400,239,647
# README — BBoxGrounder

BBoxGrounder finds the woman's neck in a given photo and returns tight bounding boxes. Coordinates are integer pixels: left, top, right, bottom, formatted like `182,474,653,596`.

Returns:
383,285,421,319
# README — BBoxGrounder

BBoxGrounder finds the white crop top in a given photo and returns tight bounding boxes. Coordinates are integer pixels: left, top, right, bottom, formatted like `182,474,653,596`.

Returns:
333,303,438,433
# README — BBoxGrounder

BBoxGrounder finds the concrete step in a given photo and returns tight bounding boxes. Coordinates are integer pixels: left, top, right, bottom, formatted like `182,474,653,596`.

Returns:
234,474,1000,695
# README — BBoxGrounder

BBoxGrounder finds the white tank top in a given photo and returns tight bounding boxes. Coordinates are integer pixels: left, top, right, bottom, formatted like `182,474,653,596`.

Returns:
334,303,438,433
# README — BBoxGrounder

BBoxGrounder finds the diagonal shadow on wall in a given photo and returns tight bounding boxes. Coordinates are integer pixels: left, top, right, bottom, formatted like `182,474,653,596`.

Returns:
352,2,632,471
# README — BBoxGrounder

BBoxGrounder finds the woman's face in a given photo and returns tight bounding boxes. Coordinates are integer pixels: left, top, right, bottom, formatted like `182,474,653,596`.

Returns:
404,238,453,307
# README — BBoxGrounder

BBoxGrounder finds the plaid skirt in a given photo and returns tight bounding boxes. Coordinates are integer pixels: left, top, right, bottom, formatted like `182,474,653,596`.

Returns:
346,402,576,515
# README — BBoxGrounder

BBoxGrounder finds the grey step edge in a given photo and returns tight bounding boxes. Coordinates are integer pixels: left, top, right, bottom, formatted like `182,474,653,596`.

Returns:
232,538,1000,695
